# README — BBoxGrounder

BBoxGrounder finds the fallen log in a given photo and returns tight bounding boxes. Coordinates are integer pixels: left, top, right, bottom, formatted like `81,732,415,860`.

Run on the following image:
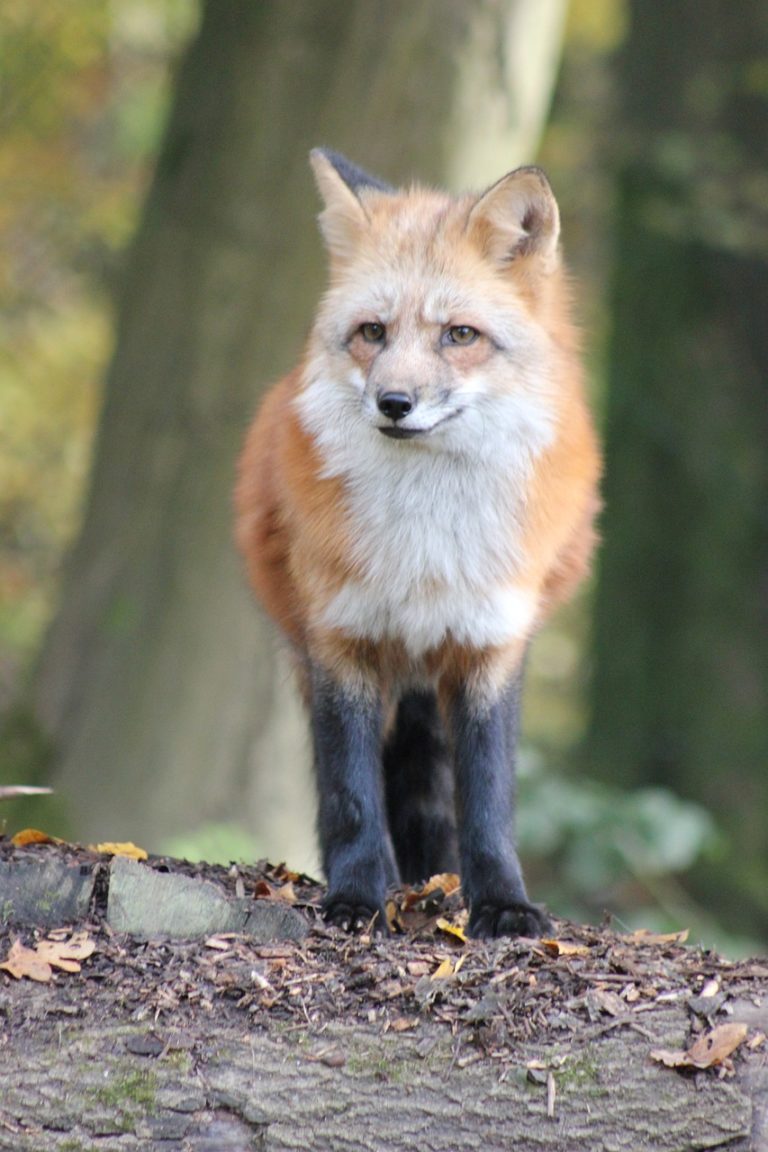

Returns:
1,841,766,1151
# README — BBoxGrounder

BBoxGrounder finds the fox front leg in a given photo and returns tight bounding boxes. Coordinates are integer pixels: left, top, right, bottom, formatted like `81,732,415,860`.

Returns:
310,667,397,933
450,670,551,939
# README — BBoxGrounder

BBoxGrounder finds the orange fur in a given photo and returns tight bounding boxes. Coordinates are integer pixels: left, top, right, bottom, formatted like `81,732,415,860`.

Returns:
235,154,601,705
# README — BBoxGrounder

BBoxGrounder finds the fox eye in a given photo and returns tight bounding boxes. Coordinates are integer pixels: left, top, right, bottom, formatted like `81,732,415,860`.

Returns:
359,321,386,343
445,325,480,346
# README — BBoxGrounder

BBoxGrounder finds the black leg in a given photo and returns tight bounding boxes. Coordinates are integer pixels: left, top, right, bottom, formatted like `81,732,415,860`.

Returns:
382,690,459,883
450,670,551,939
310,666,395,932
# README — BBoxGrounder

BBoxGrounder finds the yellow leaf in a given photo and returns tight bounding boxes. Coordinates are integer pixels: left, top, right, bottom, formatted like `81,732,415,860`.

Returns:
0,939,52,983
630,928,689,946
540,938,590,957
436,917,468,944
385,899,402,932
91,841,148,860
11,828,65,847
431,957,455,980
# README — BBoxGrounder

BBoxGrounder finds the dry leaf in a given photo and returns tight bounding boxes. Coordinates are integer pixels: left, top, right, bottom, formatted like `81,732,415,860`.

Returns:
91,841,148,860
272,881,297,904
591,989,625,1017
253,879,297,903
421,873,461,898
37,932,96,973
700,979,720,998
431,957,455,980
630,928,689,946
687,1023,749,1067
0,939,52,983
401,873,461,912
651,1023,749,1071
540,938,589,958
205,936,234,951
390,1017,418,1033
436,917,467,944
406,960,431,977
385,899,402,932
10,828,64,847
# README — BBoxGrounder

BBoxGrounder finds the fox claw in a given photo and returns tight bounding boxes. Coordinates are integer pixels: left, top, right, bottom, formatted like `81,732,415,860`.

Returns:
323,898,388,935
469,900,551,940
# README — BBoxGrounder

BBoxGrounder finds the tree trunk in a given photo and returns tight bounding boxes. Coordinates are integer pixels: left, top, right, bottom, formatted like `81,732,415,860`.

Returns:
586,1,768,933
34,0,567,863
1,1013,762,1152
3,844,766,1150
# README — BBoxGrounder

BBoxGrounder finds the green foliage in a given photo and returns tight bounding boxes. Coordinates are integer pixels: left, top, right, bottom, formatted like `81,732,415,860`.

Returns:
519,750,719,890
161,821,263,867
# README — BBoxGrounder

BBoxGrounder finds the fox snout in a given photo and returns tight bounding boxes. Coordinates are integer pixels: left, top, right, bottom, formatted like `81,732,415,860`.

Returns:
376,390,414,421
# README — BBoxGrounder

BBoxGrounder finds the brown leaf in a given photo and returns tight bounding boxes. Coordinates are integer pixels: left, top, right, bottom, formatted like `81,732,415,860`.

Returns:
591,989,625,1017
37,931,96,973
421,873,461,898
687,1023,749,1068
651,1023,749,1071
306,1045,346,1068
204,935,234,951
390,1016,418,1032
0,939,53,983
406,960,431,977
401,873,461,912
253,879,297,903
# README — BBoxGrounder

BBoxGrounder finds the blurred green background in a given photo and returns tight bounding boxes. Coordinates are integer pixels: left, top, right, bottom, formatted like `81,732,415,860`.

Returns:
1,0,766,955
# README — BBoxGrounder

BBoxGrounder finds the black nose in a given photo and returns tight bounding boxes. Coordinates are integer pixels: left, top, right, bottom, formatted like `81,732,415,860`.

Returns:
377,391,413,422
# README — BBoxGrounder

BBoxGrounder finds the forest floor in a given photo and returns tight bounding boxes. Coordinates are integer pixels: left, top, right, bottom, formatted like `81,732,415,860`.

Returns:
2,837,767,1071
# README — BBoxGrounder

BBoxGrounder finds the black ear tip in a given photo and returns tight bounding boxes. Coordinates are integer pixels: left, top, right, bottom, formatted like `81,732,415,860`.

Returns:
511,165,554,194
310,147,394,195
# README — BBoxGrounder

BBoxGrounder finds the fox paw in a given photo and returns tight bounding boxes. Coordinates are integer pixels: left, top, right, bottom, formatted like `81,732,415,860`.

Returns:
469,900,551,940
322,896,388,935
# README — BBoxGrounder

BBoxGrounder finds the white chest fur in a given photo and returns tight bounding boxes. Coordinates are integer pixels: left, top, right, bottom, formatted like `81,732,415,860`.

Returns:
297,379,555,656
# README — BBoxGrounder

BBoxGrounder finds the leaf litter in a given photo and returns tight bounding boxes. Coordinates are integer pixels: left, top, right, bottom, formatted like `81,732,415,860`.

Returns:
0,837,766,1082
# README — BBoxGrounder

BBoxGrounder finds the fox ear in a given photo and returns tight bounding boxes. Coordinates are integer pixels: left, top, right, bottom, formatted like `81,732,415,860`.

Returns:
467,166,560,270
309,149,392,260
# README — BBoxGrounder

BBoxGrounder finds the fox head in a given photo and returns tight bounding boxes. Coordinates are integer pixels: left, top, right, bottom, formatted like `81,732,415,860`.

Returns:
299,149,567,460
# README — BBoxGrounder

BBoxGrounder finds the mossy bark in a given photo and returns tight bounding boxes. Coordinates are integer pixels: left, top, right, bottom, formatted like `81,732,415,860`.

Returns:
0,1008,760,1151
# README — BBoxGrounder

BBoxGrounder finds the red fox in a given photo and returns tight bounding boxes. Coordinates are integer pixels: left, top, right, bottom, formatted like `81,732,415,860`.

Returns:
236,150,601,938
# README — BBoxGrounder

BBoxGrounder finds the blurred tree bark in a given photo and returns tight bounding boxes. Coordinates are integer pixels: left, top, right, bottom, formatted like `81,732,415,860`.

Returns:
587,1,768,933
34,0,567,863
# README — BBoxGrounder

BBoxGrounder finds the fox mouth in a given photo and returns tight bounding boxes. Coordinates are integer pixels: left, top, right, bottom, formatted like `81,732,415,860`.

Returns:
379,426,426,440
377,410,462,440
